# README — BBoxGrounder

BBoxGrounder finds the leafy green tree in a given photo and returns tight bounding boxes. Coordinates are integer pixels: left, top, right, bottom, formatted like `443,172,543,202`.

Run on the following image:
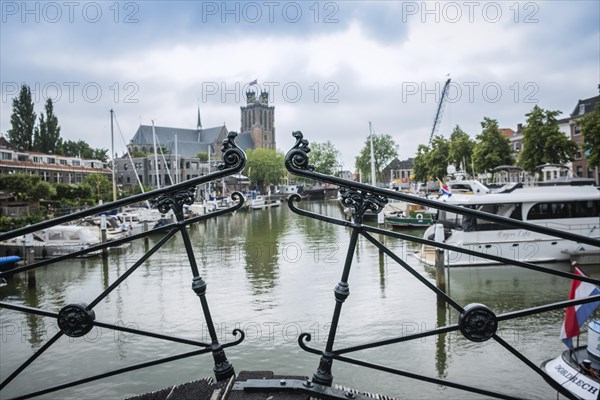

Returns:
579,101,600,169
244,148,286,192
309,140,342,176
472,117,514,173
448,125,475,174
7,84,36,150
412,144,430,182
0,173,55,200
33,99,62,154
60,140,108,162
84,173,111,203
518,106,577,172
197,152,209,161
355,133,398,183
30,180,56,200
427,135,452,180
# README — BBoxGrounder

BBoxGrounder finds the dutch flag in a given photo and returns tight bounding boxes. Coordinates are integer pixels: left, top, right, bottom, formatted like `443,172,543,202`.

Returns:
560,266,600,348
438,178,451,197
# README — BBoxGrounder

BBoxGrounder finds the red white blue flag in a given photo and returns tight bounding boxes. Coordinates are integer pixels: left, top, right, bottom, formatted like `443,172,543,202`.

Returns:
560,267,600,348
437,178,451,196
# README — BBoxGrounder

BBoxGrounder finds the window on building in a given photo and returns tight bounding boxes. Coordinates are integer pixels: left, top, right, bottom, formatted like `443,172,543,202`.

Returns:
47,157,55,164
0,152,12,160
574,126,581,136
59,159,67,165
576,166,583,177
19,154,29,162
72,160,80,167
575,150,582,160
579,104,586,115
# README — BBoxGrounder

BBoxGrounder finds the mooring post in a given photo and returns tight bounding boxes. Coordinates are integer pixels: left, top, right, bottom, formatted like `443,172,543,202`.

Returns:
434,224,446,304
101,214,108,259
25,233,36,288
143,222,149,250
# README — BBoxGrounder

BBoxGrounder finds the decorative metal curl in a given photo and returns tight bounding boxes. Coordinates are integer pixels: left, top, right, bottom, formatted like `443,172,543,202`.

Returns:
217,131,245,171
339,187,388,222
221,328,246,349
285,131,315,172
57,303,96,338
150,185,196,216
297,332,322,355
458,303,498,342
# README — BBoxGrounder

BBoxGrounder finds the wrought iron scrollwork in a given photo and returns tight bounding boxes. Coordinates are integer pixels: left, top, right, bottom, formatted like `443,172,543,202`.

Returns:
339,187,388,223
57,303,96,338
285,131,315,173
458,303,498,342
218,131,245,171
151,185,196,218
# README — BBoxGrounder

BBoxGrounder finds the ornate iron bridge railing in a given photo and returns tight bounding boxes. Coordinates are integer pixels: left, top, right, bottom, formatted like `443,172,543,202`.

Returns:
277,131,600,400
0,132,247,399
1,130,599,399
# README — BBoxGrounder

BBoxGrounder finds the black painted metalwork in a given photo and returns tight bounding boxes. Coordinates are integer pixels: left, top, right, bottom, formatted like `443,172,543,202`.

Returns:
0,132,247,399
1,129,599,399
283,131,599,400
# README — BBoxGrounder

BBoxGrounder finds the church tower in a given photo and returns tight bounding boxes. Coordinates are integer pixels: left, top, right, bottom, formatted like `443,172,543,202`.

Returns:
240,90,275,149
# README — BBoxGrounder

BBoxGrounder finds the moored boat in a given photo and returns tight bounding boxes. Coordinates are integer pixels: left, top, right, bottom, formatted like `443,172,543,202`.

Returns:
249,196,281,210
0,225,102,259
385,204,436,228
418,183,600,266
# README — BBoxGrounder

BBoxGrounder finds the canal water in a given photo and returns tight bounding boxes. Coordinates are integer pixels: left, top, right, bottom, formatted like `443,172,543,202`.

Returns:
0,200,596,399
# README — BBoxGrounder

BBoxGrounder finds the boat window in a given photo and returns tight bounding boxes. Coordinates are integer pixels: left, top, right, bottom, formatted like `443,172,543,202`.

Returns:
49,231,63,240
461,203,521,232
438,210,462,229
528,200,600,220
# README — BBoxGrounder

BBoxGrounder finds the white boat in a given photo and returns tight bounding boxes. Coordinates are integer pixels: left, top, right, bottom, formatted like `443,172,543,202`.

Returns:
418,183,600,266
542,321,600,399
249,196,281,210
0,225,102,259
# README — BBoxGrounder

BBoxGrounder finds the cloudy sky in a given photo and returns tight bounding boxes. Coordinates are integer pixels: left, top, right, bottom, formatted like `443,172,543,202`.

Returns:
1,1,598,170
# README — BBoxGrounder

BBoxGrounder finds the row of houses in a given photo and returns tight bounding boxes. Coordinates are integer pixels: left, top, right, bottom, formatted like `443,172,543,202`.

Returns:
382,94,600,187
0,137,111,183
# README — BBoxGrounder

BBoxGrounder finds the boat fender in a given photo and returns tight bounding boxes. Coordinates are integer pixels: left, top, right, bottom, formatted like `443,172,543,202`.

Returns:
416,213,423,221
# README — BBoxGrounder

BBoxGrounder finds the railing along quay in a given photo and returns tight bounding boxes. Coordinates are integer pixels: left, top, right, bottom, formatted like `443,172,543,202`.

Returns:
0,131,599,399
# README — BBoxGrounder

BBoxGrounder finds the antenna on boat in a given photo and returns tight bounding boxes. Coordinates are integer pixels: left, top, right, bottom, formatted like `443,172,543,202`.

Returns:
428,76,451,146
111,109,117,202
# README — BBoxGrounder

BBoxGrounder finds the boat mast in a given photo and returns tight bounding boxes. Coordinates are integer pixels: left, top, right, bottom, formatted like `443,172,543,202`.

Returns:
175,133,179,184
369,121,376,186
111,109,117,202
152,120,160,189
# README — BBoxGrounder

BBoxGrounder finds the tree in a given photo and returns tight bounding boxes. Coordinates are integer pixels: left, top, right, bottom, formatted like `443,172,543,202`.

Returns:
244,148,286,192
84,173,111,203
7,84,36,150
0,173,54,200
579,101,600,169
60,140,108,162
448,125,475,174
197,152,209,162
354,133,398,183
309,140,342,176
426,135,452,180
518,106,577,172
412,144,430,182
472,117,514,173
33,99,61,154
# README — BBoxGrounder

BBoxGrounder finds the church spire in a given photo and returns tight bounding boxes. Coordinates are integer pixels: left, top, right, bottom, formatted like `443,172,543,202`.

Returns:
197,100,202,130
